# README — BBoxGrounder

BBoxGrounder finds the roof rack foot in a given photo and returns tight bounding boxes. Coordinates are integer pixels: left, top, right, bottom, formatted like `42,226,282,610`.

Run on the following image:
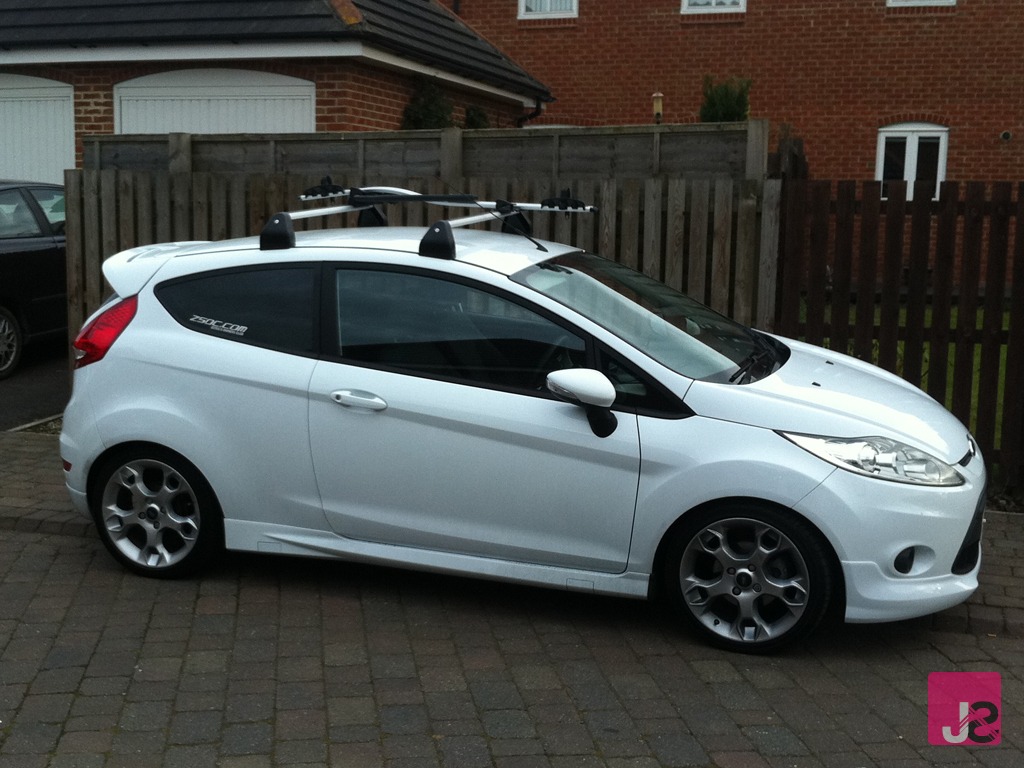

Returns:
260,213,295,250
420,221,456,259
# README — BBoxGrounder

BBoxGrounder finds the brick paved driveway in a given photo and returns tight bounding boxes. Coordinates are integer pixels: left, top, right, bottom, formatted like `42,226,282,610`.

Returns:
1,432,1021,767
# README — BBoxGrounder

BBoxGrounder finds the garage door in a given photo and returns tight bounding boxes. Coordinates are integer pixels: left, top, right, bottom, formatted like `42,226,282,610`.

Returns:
116,69,315,134
0,74,75,185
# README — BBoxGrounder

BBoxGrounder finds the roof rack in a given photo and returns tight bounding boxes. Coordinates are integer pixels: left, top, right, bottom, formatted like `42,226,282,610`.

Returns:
259,182,597,259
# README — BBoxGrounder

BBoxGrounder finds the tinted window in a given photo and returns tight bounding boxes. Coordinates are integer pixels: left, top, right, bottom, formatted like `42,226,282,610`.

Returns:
0,189,42,239
157,266,317,354
335,268,586,391
28,188,66,235
513,253,767,383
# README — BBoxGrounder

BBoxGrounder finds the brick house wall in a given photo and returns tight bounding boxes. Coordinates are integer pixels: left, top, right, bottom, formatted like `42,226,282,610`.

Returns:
3,60,524,168
439,0,1024,181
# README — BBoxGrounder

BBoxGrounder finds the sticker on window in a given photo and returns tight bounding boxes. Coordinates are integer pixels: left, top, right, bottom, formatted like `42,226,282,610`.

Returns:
189,314,248,337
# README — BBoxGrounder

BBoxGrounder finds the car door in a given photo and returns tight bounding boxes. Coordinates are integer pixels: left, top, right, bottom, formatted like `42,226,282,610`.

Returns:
308,265,642,574
0,187,66,335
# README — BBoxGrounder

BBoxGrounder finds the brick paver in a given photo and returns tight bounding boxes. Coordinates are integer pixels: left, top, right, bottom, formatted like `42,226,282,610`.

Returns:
1,431,1021,766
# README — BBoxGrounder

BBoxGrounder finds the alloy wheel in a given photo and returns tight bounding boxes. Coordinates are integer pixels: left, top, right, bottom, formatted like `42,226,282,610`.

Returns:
677,516,813,646
98,458,202,571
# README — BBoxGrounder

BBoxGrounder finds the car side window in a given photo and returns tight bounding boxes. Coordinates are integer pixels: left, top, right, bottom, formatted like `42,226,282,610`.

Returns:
28,188,66,235
335,268,586,391
156,266,317,355
597,346,686,416
0,189,42,239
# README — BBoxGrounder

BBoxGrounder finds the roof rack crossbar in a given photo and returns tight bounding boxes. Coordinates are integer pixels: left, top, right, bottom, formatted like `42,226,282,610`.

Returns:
260,182,597,252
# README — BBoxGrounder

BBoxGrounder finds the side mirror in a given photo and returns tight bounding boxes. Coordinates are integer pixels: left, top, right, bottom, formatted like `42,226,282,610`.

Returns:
546,369,618,438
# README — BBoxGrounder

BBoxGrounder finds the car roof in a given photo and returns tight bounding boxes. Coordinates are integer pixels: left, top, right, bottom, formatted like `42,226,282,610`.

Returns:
119,225,577,275
0,180,63,189
103,225,580,299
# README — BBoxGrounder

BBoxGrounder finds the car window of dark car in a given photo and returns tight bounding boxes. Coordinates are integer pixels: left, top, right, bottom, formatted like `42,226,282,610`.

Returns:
0,189,43,239
334,267,587,392
156,266,317,355
28,188,66,236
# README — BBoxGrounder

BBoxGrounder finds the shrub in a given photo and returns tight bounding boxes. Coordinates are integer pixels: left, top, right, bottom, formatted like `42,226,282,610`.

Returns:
700,76,751,122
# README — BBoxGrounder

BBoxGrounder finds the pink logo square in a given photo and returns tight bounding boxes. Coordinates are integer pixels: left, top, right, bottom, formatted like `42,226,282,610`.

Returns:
928,672,1001,745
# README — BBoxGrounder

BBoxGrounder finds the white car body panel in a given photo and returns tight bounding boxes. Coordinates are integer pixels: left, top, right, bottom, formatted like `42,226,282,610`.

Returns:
684,338,971,461
308,361,641,573
68,302,327,534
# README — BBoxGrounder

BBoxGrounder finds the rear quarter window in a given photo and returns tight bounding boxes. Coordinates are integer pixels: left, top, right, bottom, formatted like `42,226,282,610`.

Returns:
156,266,317,355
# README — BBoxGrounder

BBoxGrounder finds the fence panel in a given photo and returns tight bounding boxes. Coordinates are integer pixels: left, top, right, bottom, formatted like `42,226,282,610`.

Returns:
780,179,1023,489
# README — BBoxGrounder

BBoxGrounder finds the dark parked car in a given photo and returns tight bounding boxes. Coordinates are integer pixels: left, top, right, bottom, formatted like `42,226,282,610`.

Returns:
0,181,66,379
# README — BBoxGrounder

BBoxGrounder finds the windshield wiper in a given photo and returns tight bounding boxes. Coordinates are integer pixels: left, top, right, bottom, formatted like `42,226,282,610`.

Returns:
729,333,777,384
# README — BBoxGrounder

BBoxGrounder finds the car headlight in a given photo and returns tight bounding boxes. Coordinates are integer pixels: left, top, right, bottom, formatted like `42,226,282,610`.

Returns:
781,433,964,486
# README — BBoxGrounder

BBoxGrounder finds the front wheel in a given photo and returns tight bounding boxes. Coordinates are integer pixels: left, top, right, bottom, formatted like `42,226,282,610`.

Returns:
89,447,223,578
0,305,23,380
662,503,836,653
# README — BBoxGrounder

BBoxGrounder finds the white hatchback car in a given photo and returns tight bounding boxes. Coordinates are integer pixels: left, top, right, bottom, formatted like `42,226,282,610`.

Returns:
60,187,986,653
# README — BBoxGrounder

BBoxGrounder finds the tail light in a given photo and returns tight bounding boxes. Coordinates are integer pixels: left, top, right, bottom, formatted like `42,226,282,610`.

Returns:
73,295,138,369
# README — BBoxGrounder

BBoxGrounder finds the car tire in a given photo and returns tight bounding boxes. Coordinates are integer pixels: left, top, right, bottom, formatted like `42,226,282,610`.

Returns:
662,502,836,653
0,305,23,380
89,446,223,578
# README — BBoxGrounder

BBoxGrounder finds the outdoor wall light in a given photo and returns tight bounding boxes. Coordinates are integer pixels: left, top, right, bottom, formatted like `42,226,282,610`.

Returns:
652,92,664,125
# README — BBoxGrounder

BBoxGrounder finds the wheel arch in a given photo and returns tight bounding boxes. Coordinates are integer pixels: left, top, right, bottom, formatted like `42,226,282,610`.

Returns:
648,495,846,616
86,440,226,578
85,439,223,519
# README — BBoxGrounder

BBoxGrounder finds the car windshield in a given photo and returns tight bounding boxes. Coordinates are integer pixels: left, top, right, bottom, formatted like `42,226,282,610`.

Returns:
512,251,779,383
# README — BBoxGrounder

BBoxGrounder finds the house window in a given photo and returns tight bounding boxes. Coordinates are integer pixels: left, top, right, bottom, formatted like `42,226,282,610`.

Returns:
887,1,955,7
519,0,577,19
876,123,948,200
682,0,746,13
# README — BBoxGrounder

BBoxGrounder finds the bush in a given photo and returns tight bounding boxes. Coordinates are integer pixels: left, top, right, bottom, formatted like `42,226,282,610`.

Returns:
401,81,454,130
464,105,490,129
700,76,751,122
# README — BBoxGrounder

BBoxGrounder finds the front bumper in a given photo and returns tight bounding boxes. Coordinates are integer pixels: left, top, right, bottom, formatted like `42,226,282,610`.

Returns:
795,458,986,623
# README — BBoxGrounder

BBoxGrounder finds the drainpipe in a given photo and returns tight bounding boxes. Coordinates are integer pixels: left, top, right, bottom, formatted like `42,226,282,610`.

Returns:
517,97,545,127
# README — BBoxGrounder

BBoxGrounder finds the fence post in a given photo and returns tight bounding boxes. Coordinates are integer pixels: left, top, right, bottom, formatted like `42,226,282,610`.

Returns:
756,179,781,332
439,127,462,186
1006,184,1024,487
168,133,193,174
745,118,769,181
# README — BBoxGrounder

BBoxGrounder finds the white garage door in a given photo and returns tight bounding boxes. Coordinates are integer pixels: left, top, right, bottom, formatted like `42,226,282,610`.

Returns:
0,74,75,185
116,69,315,134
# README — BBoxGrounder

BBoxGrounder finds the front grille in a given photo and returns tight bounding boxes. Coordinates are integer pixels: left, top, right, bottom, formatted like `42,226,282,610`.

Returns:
951,488,986,575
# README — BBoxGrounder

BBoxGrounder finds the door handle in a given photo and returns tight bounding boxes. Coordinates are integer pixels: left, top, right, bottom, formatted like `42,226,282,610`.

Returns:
331,390,388,411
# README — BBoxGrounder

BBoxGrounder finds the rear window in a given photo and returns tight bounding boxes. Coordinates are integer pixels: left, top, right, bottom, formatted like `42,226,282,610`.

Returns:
156,266,317,355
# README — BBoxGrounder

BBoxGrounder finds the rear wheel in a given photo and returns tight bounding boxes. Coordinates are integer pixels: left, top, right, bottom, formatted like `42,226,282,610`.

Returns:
0,306,23,380
662,503,835,653
89,446,222,578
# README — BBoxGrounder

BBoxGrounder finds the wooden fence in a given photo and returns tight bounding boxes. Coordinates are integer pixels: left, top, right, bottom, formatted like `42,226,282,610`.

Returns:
63,169,780,333
777,179,1024,489
83,121,769,182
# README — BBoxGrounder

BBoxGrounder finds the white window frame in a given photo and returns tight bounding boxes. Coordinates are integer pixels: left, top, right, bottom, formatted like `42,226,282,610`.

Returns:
518,0,578,19
681,0,746,14
876,122,949,201
887,1,955,7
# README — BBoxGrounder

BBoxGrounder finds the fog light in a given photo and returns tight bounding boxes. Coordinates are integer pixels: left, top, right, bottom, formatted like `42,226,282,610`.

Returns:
894,547,916,574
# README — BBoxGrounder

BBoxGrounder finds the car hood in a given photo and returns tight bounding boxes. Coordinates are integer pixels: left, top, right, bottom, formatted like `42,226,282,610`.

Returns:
681,337,972,463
